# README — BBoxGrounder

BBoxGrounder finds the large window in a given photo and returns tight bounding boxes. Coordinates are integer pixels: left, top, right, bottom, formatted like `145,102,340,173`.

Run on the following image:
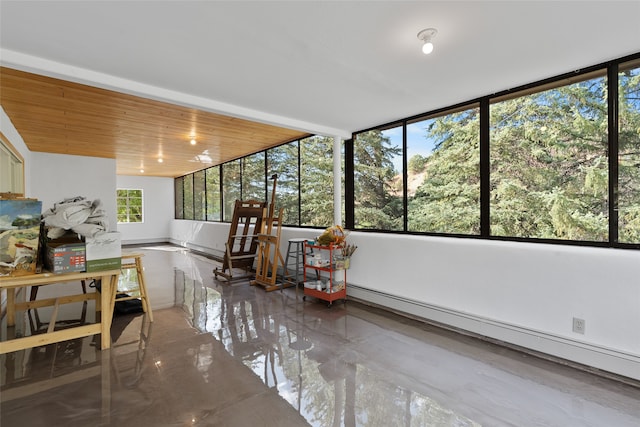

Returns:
117,189,143,223
406,106,480,234
618,59,640,244
353,126,403,231
490,72,609,241
174,53,640,249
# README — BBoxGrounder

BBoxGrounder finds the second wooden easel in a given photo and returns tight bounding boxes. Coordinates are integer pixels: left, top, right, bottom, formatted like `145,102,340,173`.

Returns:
251,175,293,292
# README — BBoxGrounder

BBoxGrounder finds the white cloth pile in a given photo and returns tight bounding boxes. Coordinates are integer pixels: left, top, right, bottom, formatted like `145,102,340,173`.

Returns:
42,196,109,239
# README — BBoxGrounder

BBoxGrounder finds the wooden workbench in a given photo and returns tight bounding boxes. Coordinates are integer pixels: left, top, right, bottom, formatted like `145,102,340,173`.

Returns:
0,269,121,354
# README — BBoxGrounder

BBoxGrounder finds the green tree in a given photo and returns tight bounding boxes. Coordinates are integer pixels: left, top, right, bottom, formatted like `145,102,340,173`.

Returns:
268,142,300,225
300,136,335,227
222,160,241,221
193,170,206,221
353,130,403,230
407,108,481,234
408,153,428,174
242,152,266,201
205,166,221,221
489,76,609,241
618,64,640,243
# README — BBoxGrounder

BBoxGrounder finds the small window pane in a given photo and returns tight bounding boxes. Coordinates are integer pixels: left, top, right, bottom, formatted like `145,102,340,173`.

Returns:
268,141,300,225
407,106,480,234
175,177,184,219
353,127,404,231
490,73,608,241
183,175,194,220
300,136,334,227
618,60,640,243
117,188,143,223
242,152,266,201
193,170,206,221
222,160,241,222
206,166,221,221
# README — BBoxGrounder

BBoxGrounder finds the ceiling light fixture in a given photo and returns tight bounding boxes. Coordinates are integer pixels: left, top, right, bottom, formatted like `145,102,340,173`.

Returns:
417,28,437,55
190,138,197,145
158,158,163,163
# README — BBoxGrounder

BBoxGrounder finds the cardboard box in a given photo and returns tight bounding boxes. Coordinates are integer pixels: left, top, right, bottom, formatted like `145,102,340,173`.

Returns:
0,199,42,276
44,233,86,274
86,232,121,272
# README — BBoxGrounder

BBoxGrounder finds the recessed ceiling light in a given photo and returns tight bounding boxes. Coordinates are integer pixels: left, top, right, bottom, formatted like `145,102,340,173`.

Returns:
190,138,197,145
140,169,144,173
158,158,163,163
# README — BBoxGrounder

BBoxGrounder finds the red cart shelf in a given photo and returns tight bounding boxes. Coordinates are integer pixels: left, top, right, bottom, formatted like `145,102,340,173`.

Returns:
303,242,347,307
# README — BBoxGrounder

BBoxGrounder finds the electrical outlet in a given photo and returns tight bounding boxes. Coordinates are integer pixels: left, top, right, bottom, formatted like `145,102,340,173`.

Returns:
573,317,585,334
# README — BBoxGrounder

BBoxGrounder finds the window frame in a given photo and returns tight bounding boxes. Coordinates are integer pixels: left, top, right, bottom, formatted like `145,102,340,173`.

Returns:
117,188,144,224
174,52,640,250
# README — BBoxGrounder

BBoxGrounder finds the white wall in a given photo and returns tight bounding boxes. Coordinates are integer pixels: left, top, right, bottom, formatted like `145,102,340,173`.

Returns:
1,106,31,195
31,152,117,230
116,175,173,244
170,221,640,381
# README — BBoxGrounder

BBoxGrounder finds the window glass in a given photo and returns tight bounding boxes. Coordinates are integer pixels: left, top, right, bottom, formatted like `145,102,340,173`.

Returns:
618,60,640,243
300,136,334,227
193,170,206,221
183,174,194,220
222,160,241,222
268,141,300,225
406,106,480,234
117,189,143,223
205,166,221,221
490,72,608,241
353,126,404,231
174,177,184,219
242,152,266,201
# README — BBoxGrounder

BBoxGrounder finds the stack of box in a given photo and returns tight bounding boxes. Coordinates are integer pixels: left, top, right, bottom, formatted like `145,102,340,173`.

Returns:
85,232,121,272
43,231,86,274
43,230,121,274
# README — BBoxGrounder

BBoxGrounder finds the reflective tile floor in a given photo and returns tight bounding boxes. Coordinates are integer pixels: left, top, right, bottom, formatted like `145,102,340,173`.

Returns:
1,244,639,427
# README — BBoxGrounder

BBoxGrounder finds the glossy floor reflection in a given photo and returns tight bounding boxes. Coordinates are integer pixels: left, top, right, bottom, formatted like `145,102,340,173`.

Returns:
1,244,639,427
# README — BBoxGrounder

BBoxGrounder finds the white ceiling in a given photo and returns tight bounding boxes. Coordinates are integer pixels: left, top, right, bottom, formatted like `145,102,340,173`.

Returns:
1,0,639,139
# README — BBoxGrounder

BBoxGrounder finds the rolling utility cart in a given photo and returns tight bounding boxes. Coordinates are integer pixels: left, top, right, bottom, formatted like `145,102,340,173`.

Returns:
302,242,347,307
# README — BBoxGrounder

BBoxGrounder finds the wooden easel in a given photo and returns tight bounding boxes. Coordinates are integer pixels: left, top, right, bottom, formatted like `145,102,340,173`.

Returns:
251,175,293,292
213,199,267,282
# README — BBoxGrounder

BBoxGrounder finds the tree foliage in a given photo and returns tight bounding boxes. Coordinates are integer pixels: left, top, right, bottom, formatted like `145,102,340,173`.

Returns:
407,108,480,234
618,66,640,243
300,135,336,227
353,130,403,230
489,77,609,240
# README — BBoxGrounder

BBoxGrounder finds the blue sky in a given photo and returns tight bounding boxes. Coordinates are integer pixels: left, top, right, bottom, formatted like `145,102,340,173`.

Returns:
382,120,438,173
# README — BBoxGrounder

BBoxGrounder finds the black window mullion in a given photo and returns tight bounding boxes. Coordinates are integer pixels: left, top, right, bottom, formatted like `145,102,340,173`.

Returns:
344,137,354,229
480,98,490,237
608,63,619,244
402,122,408,232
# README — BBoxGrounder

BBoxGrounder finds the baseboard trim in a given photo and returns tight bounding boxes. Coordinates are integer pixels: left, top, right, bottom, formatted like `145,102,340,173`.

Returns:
347,284,640,383
168,239,222,259
121,238,169,245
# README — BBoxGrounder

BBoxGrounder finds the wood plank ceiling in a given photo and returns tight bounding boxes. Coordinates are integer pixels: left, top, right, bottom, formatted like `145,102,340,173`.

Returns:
0,67,310,177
